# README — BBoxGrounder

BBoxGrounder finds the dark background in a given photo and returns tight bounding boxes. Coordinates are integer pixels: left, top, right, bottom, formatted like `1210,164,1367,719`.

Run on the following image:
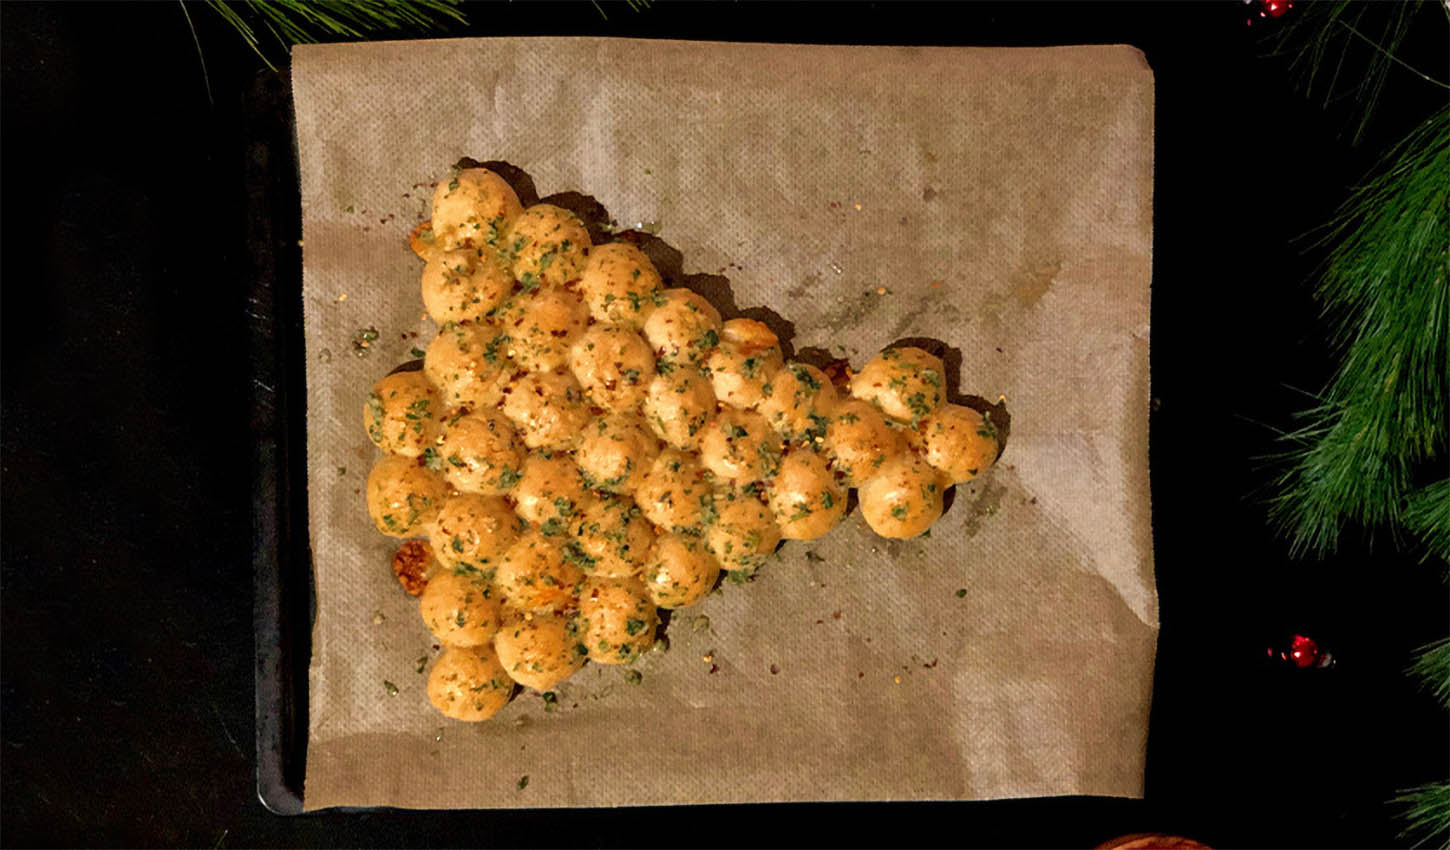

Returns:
2,1,1446,847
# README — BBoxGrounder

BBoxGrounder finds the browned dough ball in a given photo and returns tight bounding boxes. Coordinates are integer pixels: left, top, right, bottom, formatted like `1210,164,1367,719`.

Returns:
490,285,590,373
419,570,503,648
424,322,515,411
857,453,946,539
429,493,519,579
438,410,526,496
641,364,716,451
905,403,1002,484
568,496,656,580
578,242,664,328
426,644,514,722
767,449,846,541
420,247,514,326
496,529,585,613
704,488,781,575
501,370,591,452
757,362,838,443
577,577,657,664
365,454,448,538
510,451,588,527
849,346,947,424
503,203,591,288
642,288,723,365
633,448,711,534
822,398,907,487
698,408,783,486
430,167,524,252
575,412,660,494
568,324,657,413
365,371,442,458
494,607,588,691
705,318,784,409
643,533,721,609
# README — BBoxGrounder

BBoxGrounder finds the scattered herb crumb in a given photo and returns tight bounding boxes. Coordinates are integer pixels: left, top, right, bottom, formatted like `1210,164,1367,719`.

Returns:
415,655,429,674
955,588,968,598
383,680,399,696
623,669,643,685
410,347,426,358
517,775,529,790
805,551,825,563
337,466,347,476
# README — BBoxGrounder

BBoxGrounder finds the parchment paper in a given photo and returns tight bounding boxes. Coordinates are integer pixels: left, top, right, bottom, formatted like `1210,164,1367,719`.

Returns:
293,37,1155,810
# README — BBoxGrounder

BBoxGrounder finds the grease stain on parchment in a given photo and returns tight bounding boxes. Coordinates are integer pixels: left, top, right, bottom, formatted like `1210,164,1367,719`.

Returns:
958,477,1008,539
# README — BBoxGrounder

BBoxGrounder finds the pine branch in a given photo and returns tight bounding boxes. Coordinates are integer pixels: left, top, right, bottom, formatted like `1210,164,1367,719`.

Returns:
1270,107,1450,556
1394,782,1450,849
1405,478,1450,565
202,0,467,71
1267,0,1442,144
1410,637,1450,708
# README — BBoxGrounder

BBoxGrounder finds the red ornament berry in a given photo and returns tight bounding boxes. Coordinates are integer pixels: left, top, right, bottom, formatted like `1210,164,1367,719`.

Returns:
1287,634,1319,668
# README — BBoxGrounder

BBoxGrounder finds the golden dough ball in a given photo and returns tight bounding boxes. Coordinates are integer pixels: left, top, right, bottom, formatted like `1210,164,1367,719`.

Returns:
438,410,526,495
575,412,660,494
641,364,716,451
849,346,947,424
420,247,514,326
503,203,591,288
633,448,710,534
643,288,723,365
511,451,588,527
494,608,588,691
578,577,657,664
698,408,784,486
569,495,656,580
704,488,781,575
643,533,721,609
431,167,524,252
366,454,448,538
578,242,664,328
705,318,784,409
767,449,847,541
907,403,1002,484
858,453,947,539
429,493,520,578
823,398,907,487
419,570,503,647
758,362,838,443
568,324,656,412
365,371,442,458
424,322,515,411
427,644,514,722
501,370,591,451
496,529,585,613
491,285,590,373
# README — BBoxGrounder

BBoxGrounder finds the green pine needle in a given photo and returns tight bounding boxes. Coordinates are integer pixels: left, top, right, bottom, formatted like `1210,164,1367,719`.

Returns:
1409,637,1450,708
204,0,467,71
1405,479,1450,565
1268,0,1446,144
1270,107,1450,556
1393,782,1450,849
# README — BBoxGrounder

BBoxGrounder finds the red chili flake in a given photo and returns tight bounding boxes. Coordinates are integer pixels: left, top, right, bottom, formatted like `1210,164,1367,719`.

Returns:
708,664,720,675
815,620,824,625
922,659,938,669
857,672,865,678
831,611,841,620
769,664,780,675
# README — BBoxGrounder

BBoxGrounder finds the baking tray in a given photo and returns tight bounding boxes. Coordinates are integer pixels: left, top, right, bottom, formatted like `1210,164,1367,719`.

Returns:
248,67,310,816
